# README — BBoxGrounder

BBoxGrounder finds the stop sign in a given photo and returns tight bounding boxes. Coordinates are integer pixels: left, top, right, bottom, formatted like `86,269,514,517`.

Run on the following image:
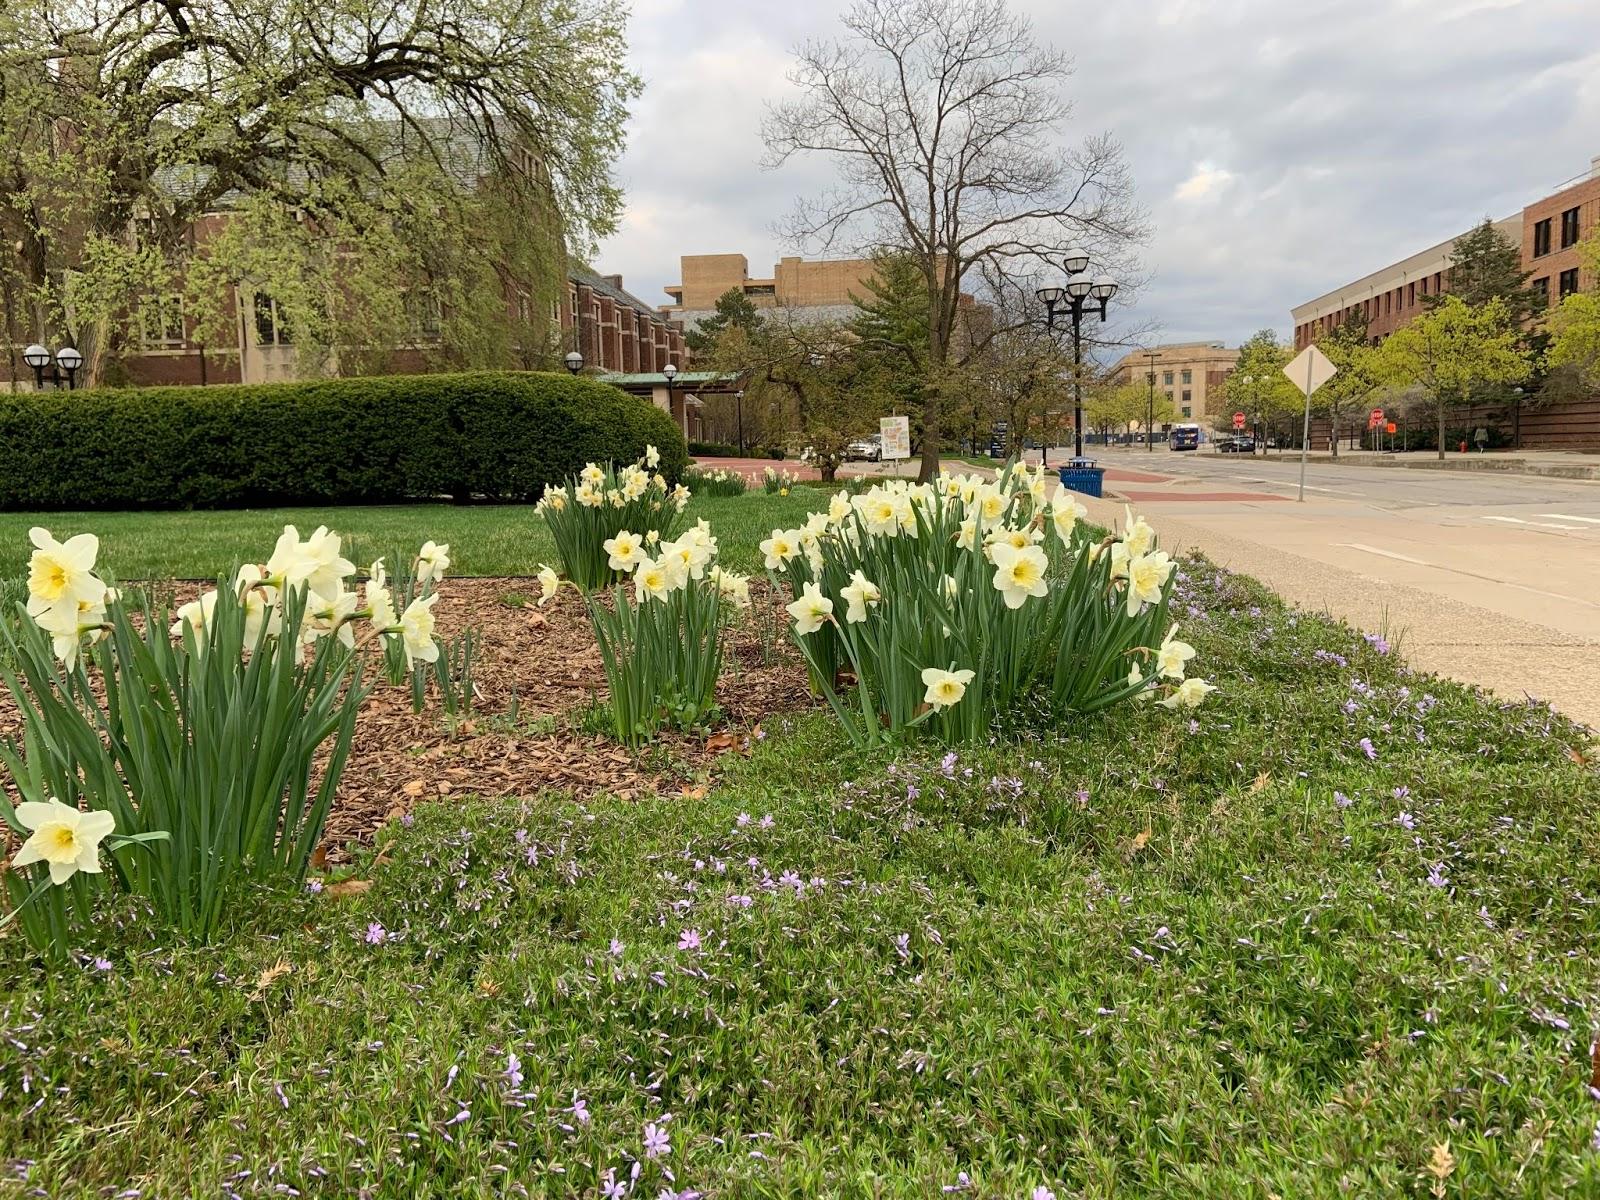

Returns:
1232,411,1246,430
1368,407,1385,430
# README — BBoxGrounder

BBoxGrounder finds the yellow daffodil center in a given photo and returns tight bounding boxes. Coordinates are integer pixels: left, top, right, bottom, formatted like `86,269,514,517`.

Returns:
45,824,80,860
31,558,69,600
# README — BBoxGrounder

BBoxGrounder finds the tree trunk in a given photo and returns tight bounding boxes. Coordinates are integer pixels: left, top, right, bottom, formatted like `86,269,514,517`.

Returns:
1330,414,1339,459
1436,399,1446,461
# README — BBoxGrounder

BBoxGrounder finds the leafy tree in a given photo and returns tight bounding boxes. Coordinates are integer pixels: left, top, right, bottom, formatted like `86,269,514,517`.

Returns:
1376,295,1529,460
1425,218,1542,322
763,0,1144,481
1086,378,1168,443
683,288,766,358
1547,232,1600,387
1314,313,1383,458
1215,330,1300,451
0,0,637,384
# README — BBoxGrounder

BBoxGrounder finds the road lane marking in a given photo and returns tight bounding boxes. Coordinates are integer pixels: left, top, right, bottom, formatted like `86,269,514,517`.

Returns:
1541,513,1600,524
1337,542,1429,565
1480,515,1583,531
1335,543,1600,609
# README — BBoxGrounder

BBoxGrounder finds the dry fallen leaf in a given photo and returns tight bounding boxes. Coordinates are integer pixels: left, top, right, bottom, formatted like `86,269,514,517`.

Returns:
1567,745,1590,768
249,958,292,1001
1127,825,1151,856
310,846,329,872
325,878,372,899
680,785,708,800
704,732,738,753
402,779,426,797
1248,772,1271,794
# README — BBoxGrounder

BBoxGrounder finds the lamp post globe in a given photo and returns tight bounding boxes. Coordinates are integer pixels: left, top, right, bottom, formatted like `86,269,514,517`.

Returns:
1065,275,1094,300
1035,286,1064,307
55,346,83,373
563,350,584,375
22,344,49,370
1062,247,1090,275
1090,276,1117,301
662,362,678,383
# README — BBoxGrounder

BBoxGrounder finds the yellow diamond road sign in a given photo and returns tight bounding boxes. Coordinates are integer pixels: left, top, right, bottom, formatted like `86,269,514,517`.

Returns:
1284,344,1337,396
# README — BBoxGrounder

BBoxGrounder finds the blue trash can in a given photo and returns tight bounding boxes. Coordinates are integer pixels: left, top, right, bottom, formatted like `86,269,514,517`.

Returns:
1057,458,1105,498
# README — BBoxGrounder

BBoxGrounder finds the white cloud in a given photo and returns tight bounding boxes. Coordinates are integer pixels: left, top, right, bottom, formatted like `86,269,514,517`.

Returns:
1173,164,1235,203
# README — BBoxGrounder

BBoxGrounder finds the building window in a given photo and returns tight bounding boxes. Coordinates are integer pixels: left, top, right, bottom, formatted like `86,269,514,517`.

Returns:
1181,406,1191,418
1162,370,1173,386
1561,207,1580,249
1181,389,1192,405
1384,292,1392,315
1407,282,1416,306
1533,218,1552,258
253,293,292,346
743,284,775,297
1532,276,1549,305
1559,268,1579,299
139,295,186,349
1180,369,1192,385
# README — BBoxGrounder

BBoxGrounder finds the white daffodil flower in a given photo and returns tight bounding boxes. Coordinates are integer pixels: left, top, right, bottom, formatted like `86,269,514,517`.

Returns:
989,543,1049,609
840,570,881,623
604,530,645,573
399,594,440,668
1125,550,1173,617
786,582,833,635
417,541,451,585
25,528,103,624
921,667,976,710
12,798,116,885
1161,677,1216,709
1156,625,1197,680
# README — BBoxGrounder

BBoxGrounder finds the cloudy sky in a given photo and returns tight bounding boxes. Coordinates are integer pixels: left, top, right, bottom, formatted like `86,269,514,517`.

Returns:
596,0,1600,352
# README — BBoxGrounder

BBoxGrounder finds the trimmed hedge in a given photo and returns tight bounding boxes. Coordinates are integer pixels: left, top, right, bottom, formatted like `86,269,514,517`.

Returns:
0,371,689,510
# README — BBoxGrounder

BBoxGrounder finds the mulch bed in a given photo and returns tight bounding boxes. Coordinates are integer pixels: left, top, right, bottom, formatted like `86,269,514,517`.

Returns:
0,578,816,863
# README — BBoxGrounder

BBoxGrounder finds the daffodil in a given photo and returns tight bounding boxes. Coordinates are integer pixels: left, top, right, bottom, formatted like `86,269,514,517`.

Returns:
1160,677,1216,709
760,529,800,570
645,445,661,469
32,591,106,669
989,543,1049,609
1122,506,1156,558
921,667,975,709
236,564,282,645
1049,493,1087,543
399,594,439,668
1156,625,1196,680
170,589,221,643
828,491,853,524
575,481,603,508
604,530,645,573
366,581,399,632
11,798,116,885
1124,550,1173,617
840,570,881,623
633,556,677,603
786,582,833,635
537,564,562,605
26,528,103,623
417,541,451,584
710,566,752,608
267,525,355,601
580,463,606,486
1128,660,1153,701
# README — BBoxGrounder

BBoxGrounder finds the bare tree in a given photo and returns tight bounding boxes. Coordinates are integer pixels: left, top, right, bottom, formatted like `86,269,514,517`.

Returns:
763,0,1145,479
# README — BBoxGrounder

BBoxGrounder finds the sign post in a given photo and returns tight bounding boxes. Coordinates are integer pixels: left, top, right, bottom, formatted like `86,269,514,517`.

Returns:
880,415,911,475
1283,345,1338,503
1232,411,1246,431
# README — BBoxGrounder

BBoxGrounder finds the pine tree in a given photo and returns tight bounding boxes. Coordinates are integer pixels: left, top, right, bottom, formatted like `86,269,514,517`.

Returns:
1426,218,1541,323
683,288,766,356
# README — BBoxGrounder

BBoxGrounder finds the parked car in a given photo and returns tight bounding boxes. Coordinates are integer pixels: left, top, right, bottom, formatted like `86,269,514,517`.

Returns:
845,434,882,462
1216,435,1256,454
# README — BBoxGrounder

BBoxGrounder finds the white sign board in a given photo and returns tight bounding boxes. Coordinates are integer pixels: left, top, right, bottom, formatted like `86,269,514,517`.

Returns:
880,415,911,460
1284,344,1338,396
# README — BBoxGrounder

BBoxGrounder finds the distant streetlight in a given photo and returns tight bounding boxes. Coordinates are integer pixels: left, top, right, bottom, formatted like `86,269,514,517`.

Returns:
662,362,679,430
23,343,82,391
1036,249,1116,461
735,388,746,456
563,350,584,375
1142,350,1160,454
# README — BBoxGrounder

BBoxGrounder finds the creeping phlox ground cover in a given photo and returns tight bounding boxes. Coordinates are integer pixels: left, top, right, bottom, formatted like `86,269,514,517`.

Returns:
0,526,452,955
761,464,1212,745
2,555,1597,1199
536,446,692,591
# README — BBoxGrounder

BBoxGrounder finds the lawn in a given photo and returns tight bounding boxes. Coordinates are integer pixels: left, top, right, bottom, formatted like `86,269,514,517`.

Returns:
0,491,824,580
2,501,1598,1197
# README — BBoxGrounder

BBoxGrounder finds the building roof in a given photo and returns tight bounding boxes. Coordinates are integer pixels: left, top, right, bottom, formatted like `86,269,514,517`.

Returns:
600,371,732,386
571,266,672,322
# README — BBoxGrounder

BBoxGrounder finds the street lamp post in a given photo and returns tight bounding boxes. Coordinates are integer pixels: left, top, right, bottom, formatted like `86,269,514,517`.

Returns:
23,343,83,391
735,389,746,456
662,362,679,438
1143,350,1159,454
1036,248,1116,462
563,350,584,375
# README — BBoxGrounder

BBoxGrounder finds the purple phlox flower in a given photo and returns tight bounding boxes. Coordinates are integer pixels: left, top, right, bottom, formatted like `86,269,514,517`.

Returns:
1333,791,1353,809
1393,785,1410,799
515,828,529,844
735,812,751,828
1425,863,1448,889
893,932,911,962
444,1107,470,1127
941,1172,972,1193
569,1094,591,1124
678,928,702,952
1033,1188,1057,1200
1187,718,1200,734
610,938,625,957
504,1053,523,1089
364,922,387,945
778,870,803,893
759,814,774,829
1358,738,1377,761
1341,699,1359,715
642,1122,671,1159
940,752,958,776
600,1171,627,1199
1363,632,1391,654
906,783,919,801
305,879,323,894
1075,788,1090,807
91,955,113,971
1396,812,1416,830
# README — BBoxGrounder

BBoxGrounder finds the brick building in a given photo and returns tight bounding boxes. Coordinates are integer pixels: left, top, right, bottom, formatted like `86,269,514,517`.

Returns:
1291,154,1600,350
1107,342,1240,426
564,268,687,375
662,253,882,331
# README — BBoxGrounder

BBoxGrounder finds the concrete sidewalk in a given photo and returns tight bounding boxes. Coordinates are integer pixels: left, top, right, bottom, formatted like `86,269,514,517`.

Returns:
1072,490,1598,730
1090,444,1600,482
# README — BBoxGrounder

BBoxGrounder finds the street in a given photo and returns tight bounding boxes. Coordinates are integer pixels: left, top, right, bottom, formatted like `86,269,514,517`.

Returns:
1056,448,1600,728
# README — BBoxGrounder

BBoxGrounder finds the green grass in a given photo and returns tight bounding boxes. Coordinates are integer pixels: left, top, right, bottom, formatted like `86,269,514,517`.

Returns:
0,491,826,580
2,539,1599,1196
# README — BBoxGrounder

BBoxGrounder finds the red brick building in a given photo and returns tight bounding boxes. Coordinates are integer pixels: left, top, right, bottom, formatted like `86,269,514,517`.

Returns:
564,268,687,375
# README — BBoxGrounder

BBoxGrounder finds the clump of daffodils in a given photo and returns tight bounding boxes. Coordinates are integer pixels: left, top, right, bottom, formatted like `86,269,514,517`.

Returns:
537,447,691,591
762,466,801,495
761,466,1212,745
563,518,747,747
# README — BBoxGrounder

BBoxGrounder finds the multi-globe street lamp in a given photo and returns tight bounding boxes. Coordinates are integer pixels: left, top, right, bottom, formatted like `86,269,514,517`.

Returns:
1036,248,1116,461
1142,349,1160,454
23,343,83,391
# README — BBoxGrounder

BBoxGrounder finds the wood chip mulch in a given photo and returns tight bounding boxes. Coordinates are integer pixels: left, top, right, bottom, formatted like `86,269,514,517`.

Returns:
0,579,817,863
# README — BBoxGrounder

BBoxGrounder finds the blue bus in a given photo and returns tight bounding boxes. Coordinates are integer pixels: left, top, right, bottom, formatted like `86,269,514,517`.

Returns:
1170,423,1201,451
